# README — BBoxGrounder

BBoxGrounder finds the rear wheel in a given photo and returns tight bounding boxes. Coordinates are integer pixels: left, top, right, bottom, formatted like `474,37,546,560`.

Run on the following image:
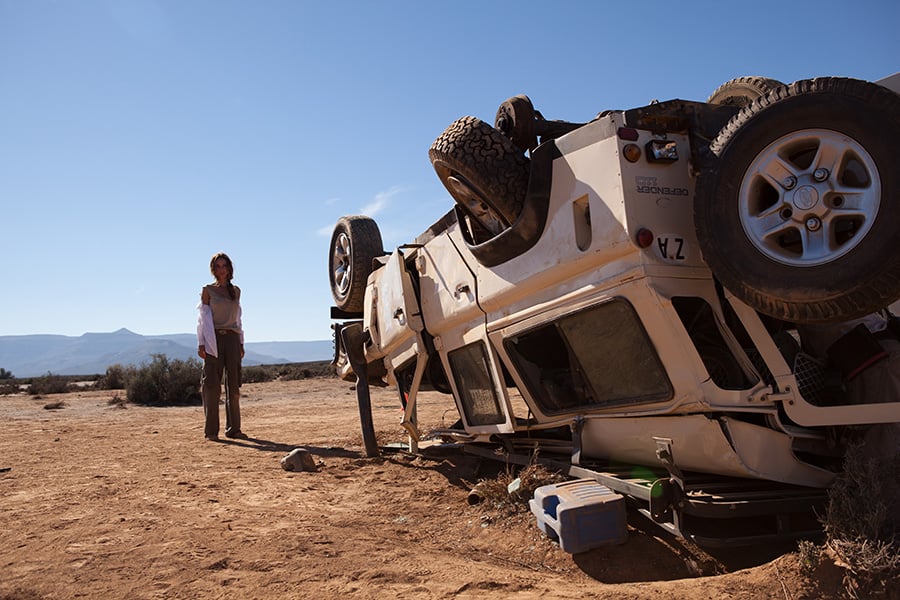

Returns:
696,78,900,323
328,216,383,313
429,116,530,237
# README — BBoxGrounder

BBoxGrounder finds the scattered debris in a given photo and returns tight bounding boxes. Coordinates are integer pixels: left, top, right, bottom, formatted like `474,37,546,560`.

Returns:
468,463,566,510
467,481,490,505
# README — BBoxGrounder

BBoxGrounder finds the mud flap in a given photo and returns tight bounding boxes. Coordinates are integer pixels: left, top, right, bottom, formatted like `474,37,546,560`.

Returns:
341,322,379,457
651,438,684,528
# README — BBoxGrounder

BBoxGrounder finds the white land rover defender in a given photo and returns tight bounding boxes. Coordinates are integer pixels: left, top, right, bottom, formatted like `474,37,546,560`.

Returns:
328,76,900,545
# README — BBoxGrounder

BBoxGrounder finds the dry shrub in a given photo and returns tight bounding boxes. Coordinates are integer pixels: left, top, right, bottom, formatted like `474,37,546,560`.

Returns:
797,539,823,574
107,394,127,408
470,460,566,516
0,381,21,395
823,439,900,598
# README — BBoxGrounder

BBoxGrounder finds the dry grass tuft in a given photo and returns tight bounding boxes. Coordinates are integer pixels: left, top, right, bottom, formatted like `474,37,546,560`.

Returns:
107,394,127,408
469,459,566,516
797,539,823,574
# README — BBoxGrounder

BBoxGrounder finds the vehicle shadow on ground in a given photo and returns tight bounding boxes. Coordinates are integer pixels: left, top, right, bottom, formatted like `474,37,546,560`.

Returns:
216,437,362,459
572,511,800,582
380,445,517,492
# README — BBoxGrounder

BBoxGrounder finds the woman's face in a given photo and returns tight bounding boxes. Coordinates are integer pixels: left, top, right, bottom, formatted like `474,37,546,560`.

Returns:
213,258,230,282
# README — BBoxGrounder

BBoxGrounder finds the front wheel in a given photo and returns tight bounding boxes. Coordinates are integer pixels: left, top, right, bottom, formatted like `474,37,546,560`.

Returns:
695,78,900,323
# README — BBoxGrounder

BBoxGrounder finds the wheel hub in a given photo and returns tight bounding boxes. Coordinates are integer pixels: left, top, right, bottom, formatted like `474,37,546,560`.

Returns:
332,233,351,296
739,128,880,266
791,186,819,211
446,174,506,234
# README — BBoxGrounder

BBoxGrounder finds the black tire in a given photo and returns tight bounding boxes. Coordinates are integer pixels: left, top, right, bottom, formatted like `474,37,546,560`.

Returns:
328,216,383,313
429,116,530,236
696,78,900,323
495,94,538,152
707,76,785,107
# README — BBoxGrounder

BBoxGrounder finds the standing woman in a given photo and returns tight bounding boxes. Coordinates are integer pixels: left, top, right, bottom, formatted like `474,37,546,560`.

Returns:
197,252,247,441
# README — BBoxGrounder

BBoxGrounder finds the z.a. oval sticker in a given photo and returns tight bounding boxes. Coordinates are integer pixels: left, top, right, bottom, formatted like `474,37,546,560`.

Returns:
654,235,689,262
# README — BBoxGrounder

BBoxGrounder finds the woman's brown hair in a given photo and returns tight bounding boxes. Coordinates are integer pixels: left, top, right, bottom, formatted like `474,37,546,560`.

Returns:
210,252,237,300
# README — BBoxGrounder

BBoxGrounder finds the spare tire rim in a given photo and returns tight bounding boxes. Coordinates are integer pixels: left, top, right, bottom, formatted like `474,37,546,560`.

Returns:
433,159,508,235
739,128,880,267
332,231,352,297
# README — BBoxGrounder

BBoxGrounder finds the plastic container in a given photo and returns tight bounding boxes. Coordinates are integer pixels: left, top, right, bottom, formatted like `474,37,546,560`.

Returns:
529,478,627,553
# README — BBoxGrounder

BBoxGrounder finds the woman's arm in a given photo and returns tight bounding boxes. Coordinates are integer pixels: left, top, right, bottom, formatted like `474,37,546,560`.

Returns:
197,288,218,358
235,287,245,359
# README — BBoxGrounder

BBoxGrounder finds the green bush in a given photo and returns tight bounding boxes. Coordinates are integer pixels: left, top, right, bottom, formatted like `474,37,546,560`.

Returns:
275,361,333,380
126,354,202,406
98,364,135,390
28,373,73,395
238,361,334,383
241,365,275,384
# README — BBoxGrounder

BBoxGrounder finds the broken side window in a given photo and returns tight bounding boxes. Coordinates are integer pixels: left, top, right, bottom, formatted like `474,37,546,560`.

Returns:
447,342,505,426
505,298,672,413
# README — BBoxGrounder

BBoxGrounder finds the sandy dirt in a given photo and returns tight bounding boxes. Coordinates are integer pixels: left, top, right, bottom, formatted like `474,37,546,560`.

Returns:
1,377,853,599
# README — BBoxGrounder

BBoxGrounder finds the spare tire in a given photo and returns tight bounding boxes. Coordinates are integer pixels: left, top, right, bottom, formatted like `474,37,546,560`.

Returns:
707,76,784,107
429,116,530,237
328,216,383,313
695,78,900,323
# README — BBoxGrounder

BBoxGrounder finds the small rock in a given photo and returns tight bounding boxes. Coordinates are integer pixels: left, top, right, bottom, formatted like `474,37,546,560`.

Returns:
281,448,318,472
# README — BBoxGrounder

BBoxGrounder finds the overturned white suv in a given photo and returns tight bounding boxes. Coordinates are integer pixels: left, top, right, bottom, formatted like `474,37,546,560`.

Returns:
329,75,900,544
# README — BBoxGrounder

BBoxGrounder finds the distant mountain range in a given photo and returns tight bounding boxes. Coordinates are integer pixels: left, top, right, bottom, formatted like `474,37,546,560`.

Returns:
0,328,333,378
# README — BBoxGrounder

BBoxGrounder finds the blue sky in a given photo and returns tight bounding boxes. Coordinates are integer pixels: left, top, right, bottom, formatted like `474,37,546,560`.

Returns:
1,0,898,342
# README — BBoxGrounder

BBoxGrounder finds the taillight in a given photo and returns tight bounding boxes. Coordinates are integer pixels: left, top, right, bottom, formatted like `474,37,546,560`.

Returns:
617,127,639,141
635,228,654,249
623,144,641,163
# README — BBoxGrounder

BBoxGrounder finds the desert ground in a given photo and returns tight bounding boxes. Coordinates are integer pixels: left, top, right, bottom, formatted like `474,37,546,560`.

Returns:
0,377,860,599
